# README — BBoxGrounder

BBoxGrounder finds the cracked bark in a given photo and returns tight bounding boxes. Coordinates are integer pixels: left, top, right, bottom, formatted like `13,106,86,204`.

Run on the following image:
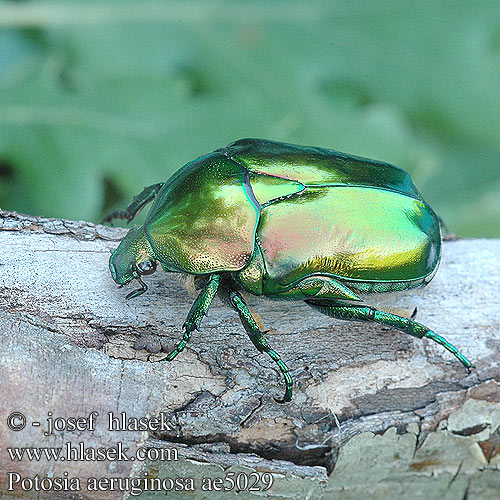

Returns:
0,210,499,500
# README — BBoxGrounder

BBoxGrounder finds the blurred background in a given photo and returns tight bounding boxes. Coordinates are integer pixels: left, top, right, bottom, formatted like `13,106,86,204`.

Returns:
0,0,499,236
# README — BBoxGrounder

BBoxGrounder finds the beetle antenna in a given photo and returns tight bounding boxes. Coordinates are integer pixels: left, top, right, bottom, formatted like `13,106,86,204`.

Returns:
126,277,148,300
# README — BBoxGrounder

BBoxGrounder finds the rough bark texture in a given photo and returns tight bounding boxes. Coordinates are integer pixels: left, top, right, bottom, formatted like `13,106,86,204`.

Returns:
0,210,499,499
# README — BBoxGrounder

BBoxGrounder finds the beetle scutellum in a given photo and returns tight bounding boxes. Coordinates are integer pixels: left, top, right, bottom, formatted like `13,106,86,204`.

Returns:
106,138,472,402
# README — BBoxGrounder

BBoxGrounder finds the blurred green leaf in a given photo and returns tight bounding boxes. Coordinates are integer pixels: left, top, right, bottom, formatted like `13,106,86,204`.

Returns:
0,0,499,236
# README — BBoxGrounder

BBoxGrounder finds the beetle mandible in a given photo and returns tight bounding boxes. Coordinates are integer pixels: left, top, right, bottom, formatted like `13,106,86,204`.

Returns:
106,138,472,402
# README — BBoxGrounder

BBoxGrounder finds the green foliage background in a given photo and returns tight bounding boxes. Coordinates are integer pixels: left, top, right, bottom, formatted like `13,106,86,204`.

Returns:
0,0,499,236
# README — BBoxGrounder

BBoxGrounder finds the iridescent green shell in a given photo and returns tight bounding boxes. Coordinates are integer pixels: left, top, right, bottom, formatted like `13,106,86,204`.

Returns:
143,138,441,299
144,152,259,274
226,138,421,198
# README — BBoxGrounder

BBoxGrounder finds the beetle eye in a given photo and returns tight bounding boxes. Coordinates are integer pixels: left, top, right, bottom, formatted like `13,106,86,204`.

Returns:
137,260,156,275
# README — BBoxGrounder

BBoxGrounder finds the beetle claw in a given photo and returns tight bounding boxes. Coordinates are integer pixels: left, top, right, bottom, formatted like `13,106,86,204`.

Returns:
125,277,148,299
273,395,286,404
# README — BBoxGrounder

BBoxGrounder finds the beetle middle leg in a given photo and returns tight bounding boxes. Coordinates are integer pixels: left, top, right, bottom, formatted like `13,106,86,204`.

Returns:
222,288,293,403
305,299,472,369
163,274,221,361
103,183,164,224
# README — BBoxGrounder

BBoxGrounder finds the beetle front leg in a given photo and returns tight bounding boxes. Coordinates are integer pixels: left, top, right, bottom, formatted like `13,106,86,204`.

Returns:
306,299,472,369
164,274,221,361
226,290,293,403
103,183,164,224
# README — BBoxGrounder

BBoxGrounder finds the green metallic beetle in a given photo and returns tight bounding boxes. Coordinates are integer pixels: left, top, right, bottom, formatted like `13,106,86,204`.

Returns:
107,138,472,402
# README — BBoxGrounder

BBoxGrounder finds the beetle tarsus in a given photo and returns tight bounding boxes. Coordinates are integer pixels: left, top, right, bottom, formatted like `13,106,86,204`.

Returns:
102,210,128,225
103,183,164,225
306,299,473,371
227,288,293,403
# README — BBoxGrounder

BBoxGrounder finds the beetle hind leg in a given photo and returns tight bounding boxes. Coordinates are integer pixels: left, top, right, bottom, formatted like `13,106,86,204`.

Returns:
102,182,164,224
224,289,292,403
306,299,472,369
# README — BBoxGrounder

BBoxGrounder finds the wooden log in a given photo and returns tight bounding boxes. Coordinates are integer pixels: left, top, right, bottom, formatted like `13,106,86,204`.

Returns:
0,210,499,499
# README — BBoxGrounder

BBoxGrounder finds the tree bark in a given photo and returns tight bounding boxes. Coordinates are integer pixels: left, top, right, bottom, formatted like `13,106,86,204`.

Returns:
0,210,499,499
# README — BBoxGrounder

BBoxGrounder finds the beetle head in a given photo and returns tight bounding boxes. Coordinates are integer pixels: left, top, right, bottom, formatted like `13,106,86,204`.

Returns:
109,226,157,299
